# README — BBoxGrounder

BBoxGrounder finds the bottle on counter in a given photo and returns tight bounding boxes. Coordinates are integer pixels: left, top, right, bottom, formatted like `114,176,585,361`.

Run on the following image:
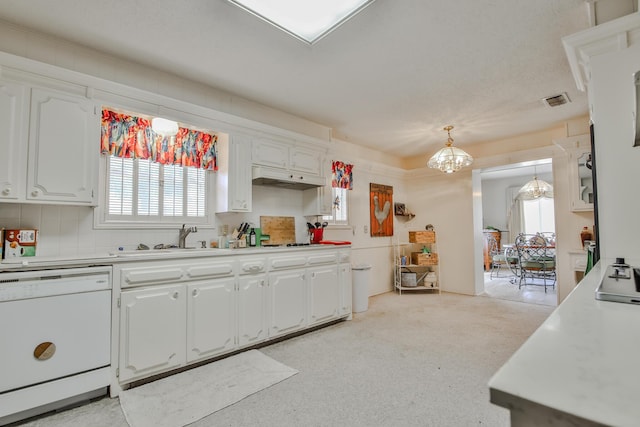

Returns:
249,228,257,247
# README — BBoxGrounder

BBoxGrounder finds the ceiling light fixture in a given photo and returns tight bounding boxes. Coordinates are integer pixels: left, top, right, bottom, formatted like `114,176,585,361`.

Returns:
518,166,553,199
151,117,179,137
427,125,474,174
227,0,376,44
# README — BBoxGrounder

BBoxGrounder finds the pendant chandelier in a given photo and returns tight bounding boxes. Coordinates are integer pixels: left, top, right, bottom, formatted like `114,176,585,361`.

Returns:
518,167,553,199
427,125,474,173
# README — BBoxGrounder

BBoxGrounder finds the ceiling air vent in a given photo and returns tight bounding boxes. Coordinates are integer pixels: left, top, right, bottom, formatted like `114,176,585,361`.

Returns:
542,92,571,108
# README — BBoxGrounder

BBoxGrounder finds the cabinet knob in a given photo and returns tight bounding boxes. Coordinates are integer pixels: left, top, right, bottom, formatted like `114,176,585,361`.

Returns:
299,176,304,180
31,189,40,197
1,187,10,196
192,289,198,297
289,174,294,179
173,291,179,299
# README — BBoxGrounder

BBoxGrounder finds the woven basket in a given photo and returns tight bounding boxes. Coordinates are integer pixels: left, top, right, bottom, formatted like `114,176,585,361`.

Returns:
411,252,439,266
408,231,436,244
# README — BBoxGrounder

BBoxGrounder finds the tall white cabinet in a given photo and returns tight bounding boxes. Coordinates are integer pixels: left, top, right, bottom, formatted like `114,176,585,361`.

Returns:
216,134,252,213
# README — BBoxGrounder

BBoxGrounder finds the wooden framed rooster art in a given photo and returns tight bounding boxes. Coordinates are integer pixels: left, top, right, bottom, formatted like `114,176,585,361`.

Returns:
369,183,393,237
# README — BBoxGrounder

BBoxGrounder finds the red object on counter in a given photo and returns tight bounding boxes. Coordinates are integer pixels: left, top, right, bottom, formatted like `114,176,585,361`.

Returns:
318,240,351,245
310,228,324,244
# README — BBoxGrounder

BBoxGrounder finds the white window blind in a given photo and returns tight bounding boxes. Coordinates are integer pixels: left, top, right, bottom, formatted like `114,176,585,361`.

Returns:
105,156,208,225
323,187,349,225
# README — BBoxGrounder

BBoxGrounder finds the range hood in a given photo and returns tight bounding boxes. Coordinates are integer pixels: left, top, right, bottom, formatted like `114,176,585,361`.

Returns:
252,166,325,190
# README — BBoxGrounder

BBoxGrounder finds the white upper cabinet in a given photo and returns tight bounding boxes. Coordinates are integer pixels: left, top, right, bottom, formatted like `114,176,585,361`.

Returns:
216,134,252,213
0,80,28,201
252,137,289,169
556,134,593,212
303,156,332,216
27,87,98,205
0,75,98,206
290,146,321,175
252,137,323,176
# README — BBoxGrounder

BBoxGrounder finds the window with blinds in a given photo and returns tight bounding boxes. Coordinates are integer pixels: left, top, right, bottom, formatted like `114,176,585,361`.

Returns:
323,187,349,225
106,156,208,224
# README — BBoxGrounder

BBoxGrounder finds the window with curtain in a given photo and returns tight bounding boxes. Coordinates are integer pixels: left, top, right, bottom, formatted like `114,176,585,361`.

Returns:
98,108,215,227
322,160,353,225
323,187,349,225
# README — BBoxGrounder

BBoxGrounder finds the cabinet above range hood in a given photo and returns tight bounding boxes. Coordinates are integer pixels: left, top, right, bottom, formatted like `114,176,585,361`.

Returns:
252,166,325,190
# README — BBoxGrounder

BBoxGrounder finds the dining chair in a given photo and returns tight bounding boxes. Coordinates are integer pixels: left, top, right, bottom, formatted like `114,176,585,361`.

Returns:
514,233,556,292
488,236,518,279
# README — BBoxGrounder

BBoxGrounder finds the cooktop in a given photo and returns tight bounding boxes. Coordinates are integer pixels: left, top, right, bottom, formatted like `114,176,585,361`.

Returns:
595,260,640,305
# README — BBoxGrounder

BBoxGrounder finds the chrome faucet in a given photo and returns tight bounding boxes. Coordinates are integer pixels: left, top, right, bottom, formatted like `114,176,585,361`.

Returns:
178,224,198,248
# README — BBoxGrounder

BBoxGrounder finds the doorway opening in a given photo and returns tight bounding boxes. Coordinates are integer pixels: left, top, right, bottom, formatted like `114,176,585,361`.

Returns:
475,159,557,307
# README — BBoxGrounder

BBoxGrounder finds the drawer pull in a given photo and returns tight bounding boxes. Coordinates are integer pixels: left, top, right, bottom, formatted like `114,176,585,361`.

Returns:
34,342,56,361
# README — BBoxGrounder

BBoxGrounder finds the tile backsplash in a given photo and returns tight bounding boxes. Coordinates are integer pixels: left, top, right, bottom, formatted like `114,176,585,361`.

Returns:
0,204,218,257
0,186,310,258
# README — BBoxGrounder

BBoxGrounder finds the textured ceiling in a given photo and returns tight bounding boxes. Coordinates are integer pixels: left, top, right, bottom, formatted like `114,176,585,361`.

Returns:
0,0,594,158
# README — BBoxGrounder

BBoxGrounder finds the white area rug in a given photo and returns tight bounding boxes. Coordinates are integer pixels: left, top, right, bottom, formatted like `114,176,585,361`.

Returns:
119,350,298,427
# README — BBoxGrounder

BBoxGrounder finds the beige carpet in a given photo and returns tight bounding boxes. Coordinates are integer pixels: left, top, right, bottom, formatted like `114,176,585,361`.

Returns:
118,350,298,427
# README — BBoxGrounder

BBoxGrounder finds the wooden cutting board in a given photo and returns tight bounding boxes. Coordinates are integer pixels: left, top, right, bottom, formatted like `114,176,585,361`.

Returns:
260,216,296,245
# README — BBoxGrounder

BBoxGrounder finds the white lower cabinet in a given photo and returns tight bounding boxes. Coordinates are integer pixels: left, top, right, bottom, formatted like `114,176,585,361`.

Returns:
268,269,307,338
186,278,237,363
238,274,268,347
308,264,340,327
114,248,352,391
118,284,186,383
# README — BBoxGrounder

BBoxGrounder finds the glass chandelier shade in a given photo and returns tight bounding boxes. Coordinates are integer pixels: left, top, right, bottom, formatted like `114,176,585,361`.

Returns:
427,125,474,173
518,175,554,200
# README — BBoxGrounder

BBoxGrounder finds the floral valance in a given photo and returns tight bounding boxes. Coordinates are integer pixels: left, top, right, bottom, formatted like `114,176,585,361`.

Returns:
100,109,217,171
331,160,353,190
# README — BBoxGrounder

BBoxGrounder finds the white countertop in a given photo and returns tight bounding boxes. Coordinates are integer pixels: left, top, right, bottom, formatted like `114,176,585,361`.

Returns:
0,244,351,272
488,261,640,426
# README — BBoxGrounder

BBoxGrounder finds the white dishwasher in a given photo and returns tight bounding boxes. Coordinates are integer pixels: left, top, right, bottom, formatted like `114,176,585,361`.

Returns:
0,266,112,425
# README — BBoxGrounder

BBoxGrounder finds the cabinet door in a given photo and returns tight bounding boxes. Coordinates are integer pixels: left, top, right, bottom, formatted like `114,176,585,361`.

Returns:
252,138,289,169
216,134,252,212
339,262,352,316
308,264,340,327
290,146,321,175
186,278,236,363
570,149,594,211
238,274,268,347
268,269,307,338
119,284,186,383
303,186,332,216
0,81,28,201
27,87,98,204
